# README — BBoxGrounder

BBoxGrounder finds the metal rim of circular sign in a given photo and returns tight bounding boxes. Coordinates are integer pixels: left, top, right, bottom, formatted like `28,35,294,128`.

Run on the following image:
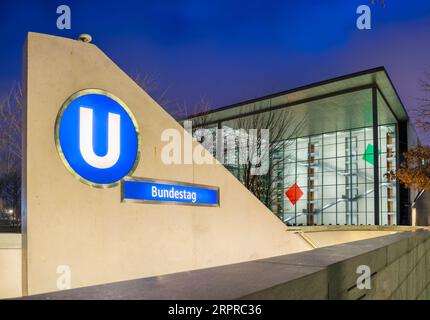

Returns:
54,88,141,189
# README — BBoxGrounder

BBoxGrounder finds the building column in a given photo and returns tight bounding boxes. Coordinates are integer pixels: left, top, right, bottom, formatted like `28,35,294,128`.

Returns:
397,121,410,225
372,86,380,225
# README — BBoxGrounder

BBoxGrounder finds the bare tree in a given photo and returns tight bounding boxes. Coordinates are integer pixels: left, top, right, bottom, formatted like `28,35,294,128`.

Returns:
0,84,22,228
134,72,214,127
134,73,175,112
225,106,306,216
179,99,306,217
389,68,430,211
414,69,430,132
173,97,213,129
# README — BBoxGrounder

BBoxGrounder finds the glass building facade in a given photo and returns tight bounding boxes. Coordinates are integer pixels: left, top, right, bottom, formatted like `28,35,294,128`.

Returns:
187,68,414,226
278,125,396,226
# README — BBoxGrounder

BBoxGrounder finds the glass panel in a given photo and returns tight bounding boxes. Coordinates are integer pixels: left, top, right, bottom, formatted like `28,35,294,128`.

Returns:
218,116,398,226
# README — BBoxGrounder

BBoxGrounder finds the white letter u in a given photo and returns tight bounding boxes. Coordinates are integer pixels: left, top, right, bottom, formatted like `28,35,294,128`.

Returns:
79,107,121,169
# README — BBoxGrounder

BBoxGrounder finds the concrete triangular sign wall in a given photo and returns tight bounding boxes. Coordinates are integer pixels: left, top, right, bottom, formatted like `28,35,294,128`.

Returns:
22,32,311,295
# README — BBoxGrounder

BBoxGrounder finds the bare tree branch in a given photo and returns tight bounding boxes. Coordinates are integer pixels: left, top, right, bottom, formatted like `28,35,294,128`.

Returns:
394,68,430,192
226,104,306,213
134,73,176,112
0,83,22,228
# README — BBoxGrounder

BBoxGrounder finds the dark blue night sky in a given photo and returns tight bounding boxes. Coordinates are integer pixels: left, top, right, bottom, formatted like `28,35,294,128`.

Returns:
1,1,430,138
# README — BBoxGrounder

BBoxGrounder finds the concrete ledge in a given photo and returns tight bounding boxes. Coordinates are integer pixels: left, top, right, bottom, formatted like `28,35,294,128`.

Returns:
288,225,430,233
20,230,430,300
0,234,21,249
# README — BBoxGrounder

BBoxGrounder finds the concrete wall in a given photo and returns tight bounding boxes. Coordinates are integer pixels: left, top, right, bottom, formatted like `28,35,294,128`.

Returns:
247,230,430,300
303,230,397,248
22,32,313,296
329,230,430,300
0,234,22,299
24,230,430,300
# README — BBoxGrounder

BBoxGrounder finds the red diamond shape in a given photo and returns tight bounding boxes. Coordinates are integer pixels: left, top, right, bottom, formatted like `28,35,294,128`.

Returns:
285,183,303,205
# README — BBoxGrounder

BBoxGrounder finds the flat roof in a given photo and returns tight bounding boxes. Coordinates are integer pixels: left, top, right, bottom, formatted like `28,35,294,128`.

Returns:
185,67,409,137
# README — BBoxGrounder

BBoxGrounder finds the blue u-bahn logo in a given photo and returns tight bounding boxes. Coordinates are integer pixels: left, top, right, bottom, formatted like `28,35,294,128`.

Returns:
55,89,140,188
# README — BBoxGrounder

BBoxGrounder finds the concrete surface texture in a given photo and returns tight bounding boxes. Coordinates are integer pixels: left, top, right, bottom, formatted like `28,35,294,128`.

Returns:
23,229,430,300
299,230,398,248
21,32,313,296
290,225,428,248
0,234,21,299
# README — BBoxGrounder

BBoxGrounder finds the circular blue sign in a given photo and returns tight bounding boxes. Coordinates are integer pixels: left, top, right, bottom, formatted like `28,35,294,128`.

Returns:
55,89,140,188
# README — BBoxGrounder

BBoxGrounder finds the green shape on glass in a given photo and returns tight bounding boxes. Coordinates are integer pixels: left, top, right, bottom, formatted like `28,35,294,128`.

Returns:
362,143,381,165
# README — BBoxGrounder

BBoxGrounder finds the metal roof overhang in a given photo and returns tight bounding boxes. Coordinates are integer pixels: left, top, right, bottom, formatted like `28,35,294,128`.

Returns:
187,67,408,138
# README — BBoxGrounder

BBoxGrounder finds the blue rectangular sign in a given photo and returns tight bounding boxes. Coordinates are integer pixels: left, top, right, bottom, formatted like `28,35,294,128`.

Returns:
122,177,219,207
